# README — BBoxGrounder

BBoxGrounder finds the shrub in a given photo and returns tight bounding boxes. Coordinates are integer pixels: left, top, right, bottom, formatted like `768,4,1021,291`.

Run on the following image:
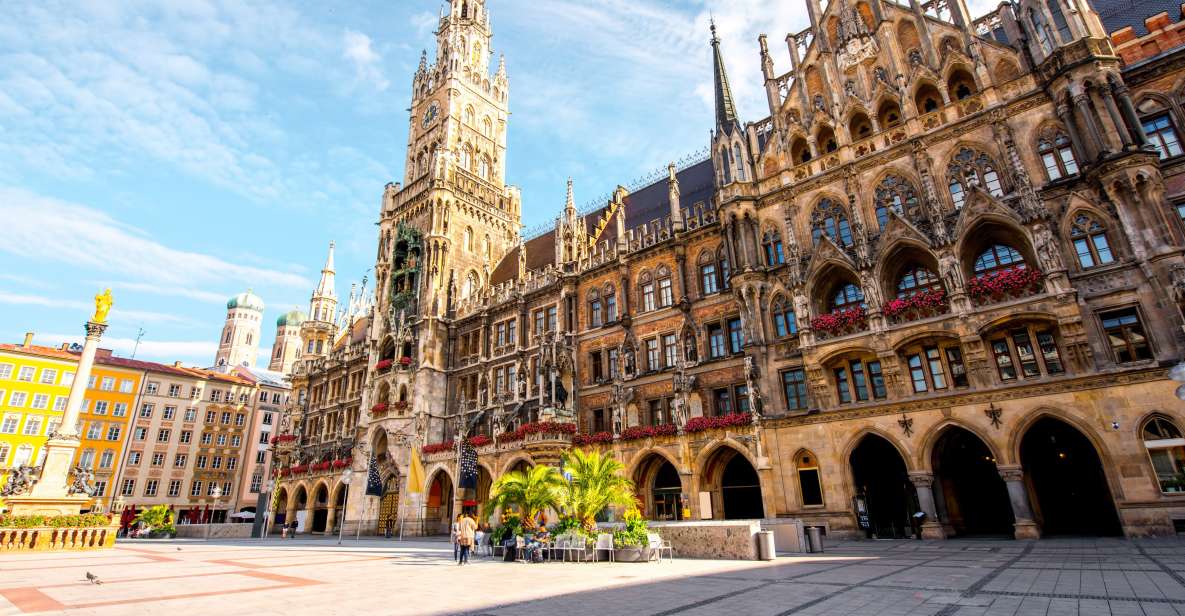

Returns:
0,513,111,529
612,508,650,549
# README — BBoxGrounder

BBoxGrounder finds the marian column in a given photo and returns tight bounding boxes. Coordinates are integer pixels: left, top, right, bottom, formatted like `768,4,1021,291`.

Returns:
6,290,112,516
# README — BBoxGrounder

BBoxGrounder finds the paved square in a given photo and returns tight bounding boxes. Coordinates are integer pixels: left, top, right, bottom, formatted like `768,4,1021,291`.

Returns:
5,538,1185,615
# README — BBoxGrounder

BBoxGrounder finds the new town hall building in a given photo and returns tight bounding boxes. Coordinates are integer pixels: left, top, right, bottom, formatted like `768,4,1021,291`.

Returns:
271,0,1185,540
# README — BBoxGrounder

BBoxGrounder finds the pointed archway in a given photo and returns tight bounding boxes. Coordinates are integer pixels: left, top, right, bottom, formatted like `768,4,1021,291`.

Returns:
932,427,1013,536
378,474,401,537
633,453,685,521
425,471,454,535
311,483,330,533
701,446,765,520
850,434,915,538
1020,417,1121,536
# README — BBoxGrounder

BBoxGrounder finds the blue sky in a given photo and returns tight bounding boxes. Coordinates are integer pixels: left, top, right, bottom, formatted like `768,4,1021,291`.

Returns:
0,0,998,368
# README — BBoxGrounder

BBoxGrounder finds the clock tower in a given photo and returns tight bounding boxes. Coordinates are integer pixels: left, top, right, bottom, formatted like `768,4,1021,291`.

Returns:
369,0,521,443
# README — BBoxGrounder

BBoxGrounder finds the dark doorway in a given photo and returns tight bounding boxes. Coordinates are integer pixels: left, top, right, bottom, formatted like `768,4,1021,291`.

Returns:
312,485,329,533
721,453,765,519
1020,417,1121,536
850,434,915,538
652,460,683,521
932,427,1014,536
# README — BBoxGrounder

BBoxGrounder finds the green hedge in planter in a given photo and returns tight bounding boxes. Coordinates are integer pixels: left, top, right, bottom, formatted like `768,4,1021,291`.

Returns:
0,513,111,529
612,509,650,549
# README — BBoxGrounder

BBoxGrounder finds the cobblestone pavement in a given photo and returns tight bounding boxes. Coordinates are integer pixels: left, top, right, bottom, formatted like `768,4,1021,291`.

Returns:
4,537,1185,615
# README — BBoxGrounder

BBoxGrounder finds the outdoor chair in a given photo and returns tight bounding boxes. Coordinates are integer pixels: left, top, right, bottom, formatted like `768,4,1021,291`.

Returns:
594,532,615,563
514,535,527,563
647,532,674,563
569,534,590,563
553,536,569,562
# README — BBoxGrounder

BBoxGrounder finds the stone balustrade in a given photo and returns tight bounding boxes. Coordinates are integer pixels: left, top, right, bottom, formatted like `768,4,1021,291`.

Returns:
0,524,118,551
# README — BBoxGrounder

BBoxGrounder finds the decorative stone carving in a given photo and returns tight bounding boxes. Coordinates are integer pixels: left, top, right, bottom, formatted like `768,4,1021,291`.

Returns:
1,465,39,497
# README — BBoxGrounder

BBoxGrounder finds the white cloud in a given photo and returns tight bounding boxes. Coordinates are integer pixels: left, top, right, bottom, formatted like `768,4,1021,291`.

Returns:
98,281,229,304
0,291,191,325
342,30,389,92
0,188,311,289
35,331,217,365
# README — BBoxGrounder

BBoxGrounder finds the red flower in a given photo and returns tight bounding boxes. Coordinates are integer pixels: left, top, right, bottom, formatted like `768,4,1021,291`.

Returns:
370,403,389,415
392,400,409,411
684,412,752,434
399,356,413,366
810,306,867,336
497,421,577,444
422,440,455,455
883,288,948,320
967,266,1042,301
269,434,297,445
467,434,492,447
374,359,393,371
619,424,678,441
573,431,614,446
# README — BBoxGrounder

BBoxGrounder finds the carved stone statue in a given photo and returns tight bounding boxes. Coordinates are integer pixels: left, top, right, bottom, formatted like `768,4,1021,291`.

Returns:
67,465,96,497
744,356,763,419
610,378,634,436
93,288,113,324
1033,224,1063,272
1,465,39,497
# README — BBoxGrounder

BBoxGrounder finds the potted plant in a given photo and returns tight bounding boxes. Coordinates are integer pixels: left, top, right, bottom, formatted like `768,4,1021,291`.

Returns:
611,509,651,562
482,465,566,531
561,449,637,534
134,505,176,539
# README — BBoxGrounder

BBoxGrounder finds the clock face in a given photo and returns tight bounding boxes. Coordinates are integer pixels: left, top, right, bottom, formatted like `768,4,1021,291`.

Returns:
421,102,438,129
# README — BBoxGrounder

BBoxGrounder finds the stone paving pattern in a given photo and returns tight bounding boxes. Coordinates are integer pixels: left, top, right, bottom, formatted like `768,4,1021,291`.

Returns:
5,538,1185,615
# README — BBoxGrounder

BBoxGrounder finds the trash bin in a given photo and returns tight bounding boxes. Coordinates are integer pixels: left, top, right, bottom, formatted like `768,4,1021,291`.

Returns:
805,526,824,553
756,530,776,560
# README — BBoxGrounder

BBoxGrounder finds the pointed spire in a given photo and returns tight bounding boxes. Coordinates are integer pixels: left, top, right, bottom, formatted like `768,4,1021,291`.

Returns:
710,19,739,130
564,177,576,215
496,54,506,78
668,162,684,233
517,228,527,280
418,49,428,73
314,240,337,302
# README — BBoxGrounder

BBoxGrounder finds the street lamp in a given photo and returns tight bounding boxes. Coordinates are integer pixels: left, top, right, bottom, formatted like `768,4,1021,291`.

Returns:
338,468,353,545
211,484,223,524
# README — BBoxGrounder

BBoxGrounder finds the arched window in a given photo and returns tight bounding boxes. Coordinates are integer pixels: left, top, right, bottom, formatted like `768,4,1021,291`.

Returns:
1029,8,1055,54
638,271,655,312
483,234,491,259
1142,416,1185,493
588,288,603,328
463,227,474,252
478,156,490,180
896,264,941,297
718,248,732,290
947,69,977,101
482,116,492,137
915,83,942,113
817,126,838,152
830,282,865,311
973,244,1025,276
461,144,474,170
874,175,921,227
462,271,479,299
878,99,902,128
947,147,1004,207
811,198,854,247
791,136,812,164
796,451,824,506
762,229,784,266
771,296,798,338
656,265,674,308
733,143,746,181
603,284,617,323
699,250,720,295
850,113,873,140
1069,213,1114,268
1038,129,1079,180
719,146,732,184
464,105,475,126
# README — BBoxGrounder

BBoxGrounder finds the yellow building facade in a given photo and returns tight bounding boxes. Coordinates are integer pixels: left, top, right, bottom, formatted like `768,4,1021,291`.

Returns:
81,350,144,510
0,337,79,497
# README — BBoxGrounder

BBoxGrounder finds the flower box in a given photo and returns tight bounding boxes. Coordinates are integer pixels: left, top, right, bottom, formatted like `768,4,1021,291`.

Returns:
290,464,309,474
573,431,614,446
399,356,413,366
374,359,393,371
312,461,331,472
967,266,1043,304
370,403,389,416
619,424,677,441
269,434,297,445
422,441,454,455
497,421,577,444
467,434,492,448
883,288,948,323
332,458,352,469
684,412,752,434
810,307,867,337
392,400,409,411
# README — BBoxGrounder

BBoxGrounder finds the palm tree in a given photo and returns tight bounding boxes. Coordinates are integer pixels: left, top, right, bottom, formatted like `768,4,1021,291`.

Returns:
482,464,566,530
134,504,175,533
562,448,637,532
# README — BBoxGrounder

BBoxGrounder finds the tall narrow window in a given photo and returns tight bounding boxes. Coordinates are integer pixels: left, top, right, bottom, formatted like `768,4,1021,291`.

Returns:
1101,307,1153,363
762,230,785,266
797,451,825,506
1045,0,1072,42
1143,113,1183,159
727,318,744,353
811,199,854,247
782,369,808,410
708,324,726,359
1070,213,1114,269
834,367,851,404
1038,129,1078,180
772,297,798,338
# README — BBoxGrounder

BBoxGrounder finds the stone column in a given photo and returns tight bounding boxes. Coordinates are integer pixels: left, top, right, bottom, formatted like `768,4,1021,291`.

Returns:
997,465,1040,539
1073,92,1108,158
1114,81,1151,147
10,320,107,515
1056,103,1091,164
909,472,946,539
1098,84,1133,148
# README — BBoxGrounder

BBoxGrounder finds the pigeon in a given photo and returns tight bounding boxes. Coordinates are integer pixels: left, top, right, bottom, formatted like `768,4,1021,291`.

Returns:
85,572,102,585
176,547,182,551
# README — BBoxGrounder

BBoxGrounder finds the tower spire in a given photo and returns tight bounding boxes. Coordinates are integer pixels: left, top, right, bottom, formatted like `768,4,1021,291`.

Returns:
564,177,576,215
710,19,740,131
316,240,336,299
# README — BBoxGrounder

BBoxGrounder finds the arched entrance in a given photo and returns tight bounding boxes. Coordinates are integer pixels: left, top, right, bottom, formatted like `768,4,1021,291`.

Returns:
850,434,915,538
702,447,764,520
473,466,493,520
634,454,684,521
426,471,454,535
931,427,1013,536
1020,417,1121,536
378,474,400,536
311,483,329,533
331,483,346,533
292,486,308,533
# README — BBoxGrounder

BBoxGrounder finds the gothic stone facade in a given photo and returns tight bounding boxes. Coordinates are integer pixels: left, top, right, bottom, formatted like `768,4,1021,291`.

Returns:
282,0,1185,539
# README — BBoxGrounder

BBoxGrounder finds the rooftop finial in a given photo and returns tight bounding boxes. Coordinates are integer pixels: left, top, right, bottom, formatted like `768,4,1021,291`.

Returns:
565,177,575,212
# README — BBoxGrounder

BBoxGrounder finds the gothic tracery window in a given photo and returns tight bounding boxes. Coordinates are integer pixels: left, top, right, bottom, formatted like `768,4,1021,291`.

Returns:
771,295,798,337
811,198,854,247
762,228,785,266
1069,213,1114,269
1037,128,1079,180
947,147,1004,208
874,175,921,228
896,264,942,297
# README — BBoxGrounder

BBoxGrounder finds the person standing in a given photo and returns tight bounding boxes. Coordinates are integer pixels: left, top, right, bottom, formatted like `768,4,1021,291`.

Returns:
457,514,478,565
451,515,462,563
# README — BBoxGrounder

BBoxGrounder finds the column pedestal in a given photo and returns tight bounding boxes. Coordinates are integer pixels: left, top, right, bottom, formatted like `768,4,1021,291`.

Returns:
909,472,946,540
998,465,1041,540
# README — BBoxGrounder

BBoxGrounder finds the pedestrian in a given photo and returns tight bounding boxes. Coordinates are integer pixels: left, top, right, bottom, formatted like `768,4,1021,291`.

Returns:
451,514,462,563
457,514,478,565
